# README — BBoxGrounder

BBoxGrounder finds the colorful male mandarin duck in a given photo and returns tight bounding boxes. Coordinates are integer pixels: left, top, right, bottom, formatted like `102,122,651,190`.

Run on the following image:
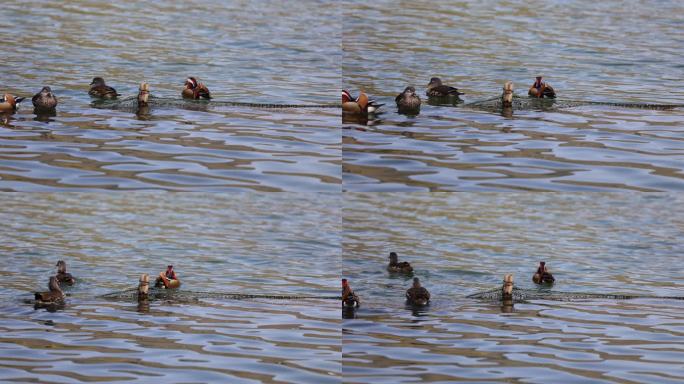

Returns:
406,277,430,306
138,82,150,107
182,77,212,100
55,260,75,286
502,81,514,107
387,252,413,273
426,77,464,97
342,89,383,114
502,274,514,299
342,278,360,308
528,76,556,98
532,261,555,284
395,86,421,111
0,94,26,112
32,87,58,110
155,265,181,289
35,276,65,305
89,77,120,99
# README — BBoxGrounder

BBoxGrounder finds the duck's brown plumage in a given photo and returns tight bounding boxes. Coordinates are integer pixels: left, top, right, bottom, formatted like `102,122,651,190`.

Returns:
32,87,58,110
35,276,65,304
426,77,464,97
532,261,555,284
395,86,421,111
182,77,211,100
406,277,430,306
387,252,413,273
528,77,556,98
342,279,360,308
55,260,75,286
89,77,119,99
0,93,26,112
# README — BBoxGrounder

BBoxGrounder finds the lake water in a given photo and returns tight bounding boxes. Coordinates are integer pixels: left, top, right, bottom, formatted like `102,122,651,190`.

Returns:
0,193,341,383
0,1,340,191
342,0,684,191
342,193,684,383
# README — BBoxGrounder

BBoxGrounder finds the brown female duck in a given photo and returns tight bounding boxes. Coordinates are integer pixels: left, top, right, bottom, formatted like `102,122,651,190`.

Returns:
89,77,120,99
395,86,421,111
342,278,360,308
532,261,555,284
182,77,211,100
34,276,65,305
387,252,413,273
0,93,26,112
406,277,430,306
528,76,556,98
426,77,464,97
32,87,58,110
55,260,75,286
342,89,383,114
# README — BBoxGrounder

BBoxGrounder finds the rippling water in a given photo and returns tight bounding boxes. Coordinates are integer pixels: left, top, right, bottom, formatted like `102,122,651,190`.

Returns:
342,193,684,383
342,0,684,191
0,193,340,383
0,1,340,191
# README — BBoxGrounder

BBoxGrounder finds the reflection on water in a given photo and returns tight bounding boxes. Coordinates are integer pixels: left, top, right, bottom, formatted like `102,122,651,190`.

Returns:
1,1,340,191
0,193,340,383
342,193,684,383
342,0,684,191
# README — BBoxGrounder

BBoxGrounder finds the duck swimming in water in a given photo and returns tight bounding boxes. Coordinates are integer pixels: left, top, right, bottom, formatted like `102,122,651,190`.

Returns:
532,261,555,284
426,77,464,97
89,77,120,99
406,277,430,306
0,93,26,112
32,87,58,110
182,77,211,100
55,260,75,286
395,86,421,112
342,89,383,115
387,252,413,274
35,276,65,305
528,75,556,99
155,265,181,289
342,278,360,308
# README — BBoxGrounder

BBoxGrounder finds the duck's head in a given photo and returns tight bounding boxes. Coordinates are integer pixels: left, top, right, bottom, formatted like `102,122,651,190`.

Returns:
56,260,66,273
342,90,353,103
138,273,149,297
427,77,442,89
538,261,546,272
48,276,62,293
138,82,150,105
40,86,53,97
502,81,514,106
342,278,349,289
185,77,198,89
403,86,417,97
412,277,422,289
90,77,105,86
502,274,514,297
389,252,398,264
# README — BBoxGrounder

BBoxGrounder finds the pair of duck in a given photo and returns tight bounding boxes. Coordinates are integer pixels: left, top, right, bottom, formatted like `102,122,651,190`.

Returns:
0,87,58,113
343,76,556,115
34,260,76,306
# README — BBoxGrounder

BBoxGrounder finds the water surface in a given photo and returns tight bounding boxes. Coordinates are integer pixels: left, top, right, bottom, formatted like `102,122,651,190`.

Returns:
0,193,341,383
342,193,684,383
342,0,684,191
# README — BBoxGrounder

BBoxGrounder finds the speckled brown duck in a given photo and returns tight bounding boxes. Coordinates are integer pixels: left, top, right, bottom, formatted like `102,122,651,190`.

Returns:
342,278,360,308
89,77,120,99
55,260,75,286
387,252,413,274
395,86,421,112
528,76,556,99
406,277,430,306
0,93,26,112
426,77,464,97
32,87,58,110
34,276,65,305
182,77,211,100
532,261,555,284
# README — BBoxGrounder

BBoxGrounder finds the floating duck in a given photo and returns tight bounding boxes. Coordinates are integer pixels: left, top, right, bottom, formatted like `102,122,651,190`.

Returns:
55,260,75,286
182,77,211,100
89,77,120,99
395,86,421,112
406,277,430,306
426,77,464,97
342,278,360,308
138,273,149,301
502,81,514,107
502,274,514,299
532,261,555,284
0,93,26,112
387,252,413,273
32,87,58,110
138,82,150,107
155,265,181,289
34,276,65,305
528,76,556,98
342,89,383,114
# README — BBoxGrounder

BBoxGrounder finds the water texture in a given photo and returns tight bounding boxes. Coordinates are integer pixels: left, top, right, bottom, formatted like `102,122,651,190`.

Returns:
342,0,684,191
